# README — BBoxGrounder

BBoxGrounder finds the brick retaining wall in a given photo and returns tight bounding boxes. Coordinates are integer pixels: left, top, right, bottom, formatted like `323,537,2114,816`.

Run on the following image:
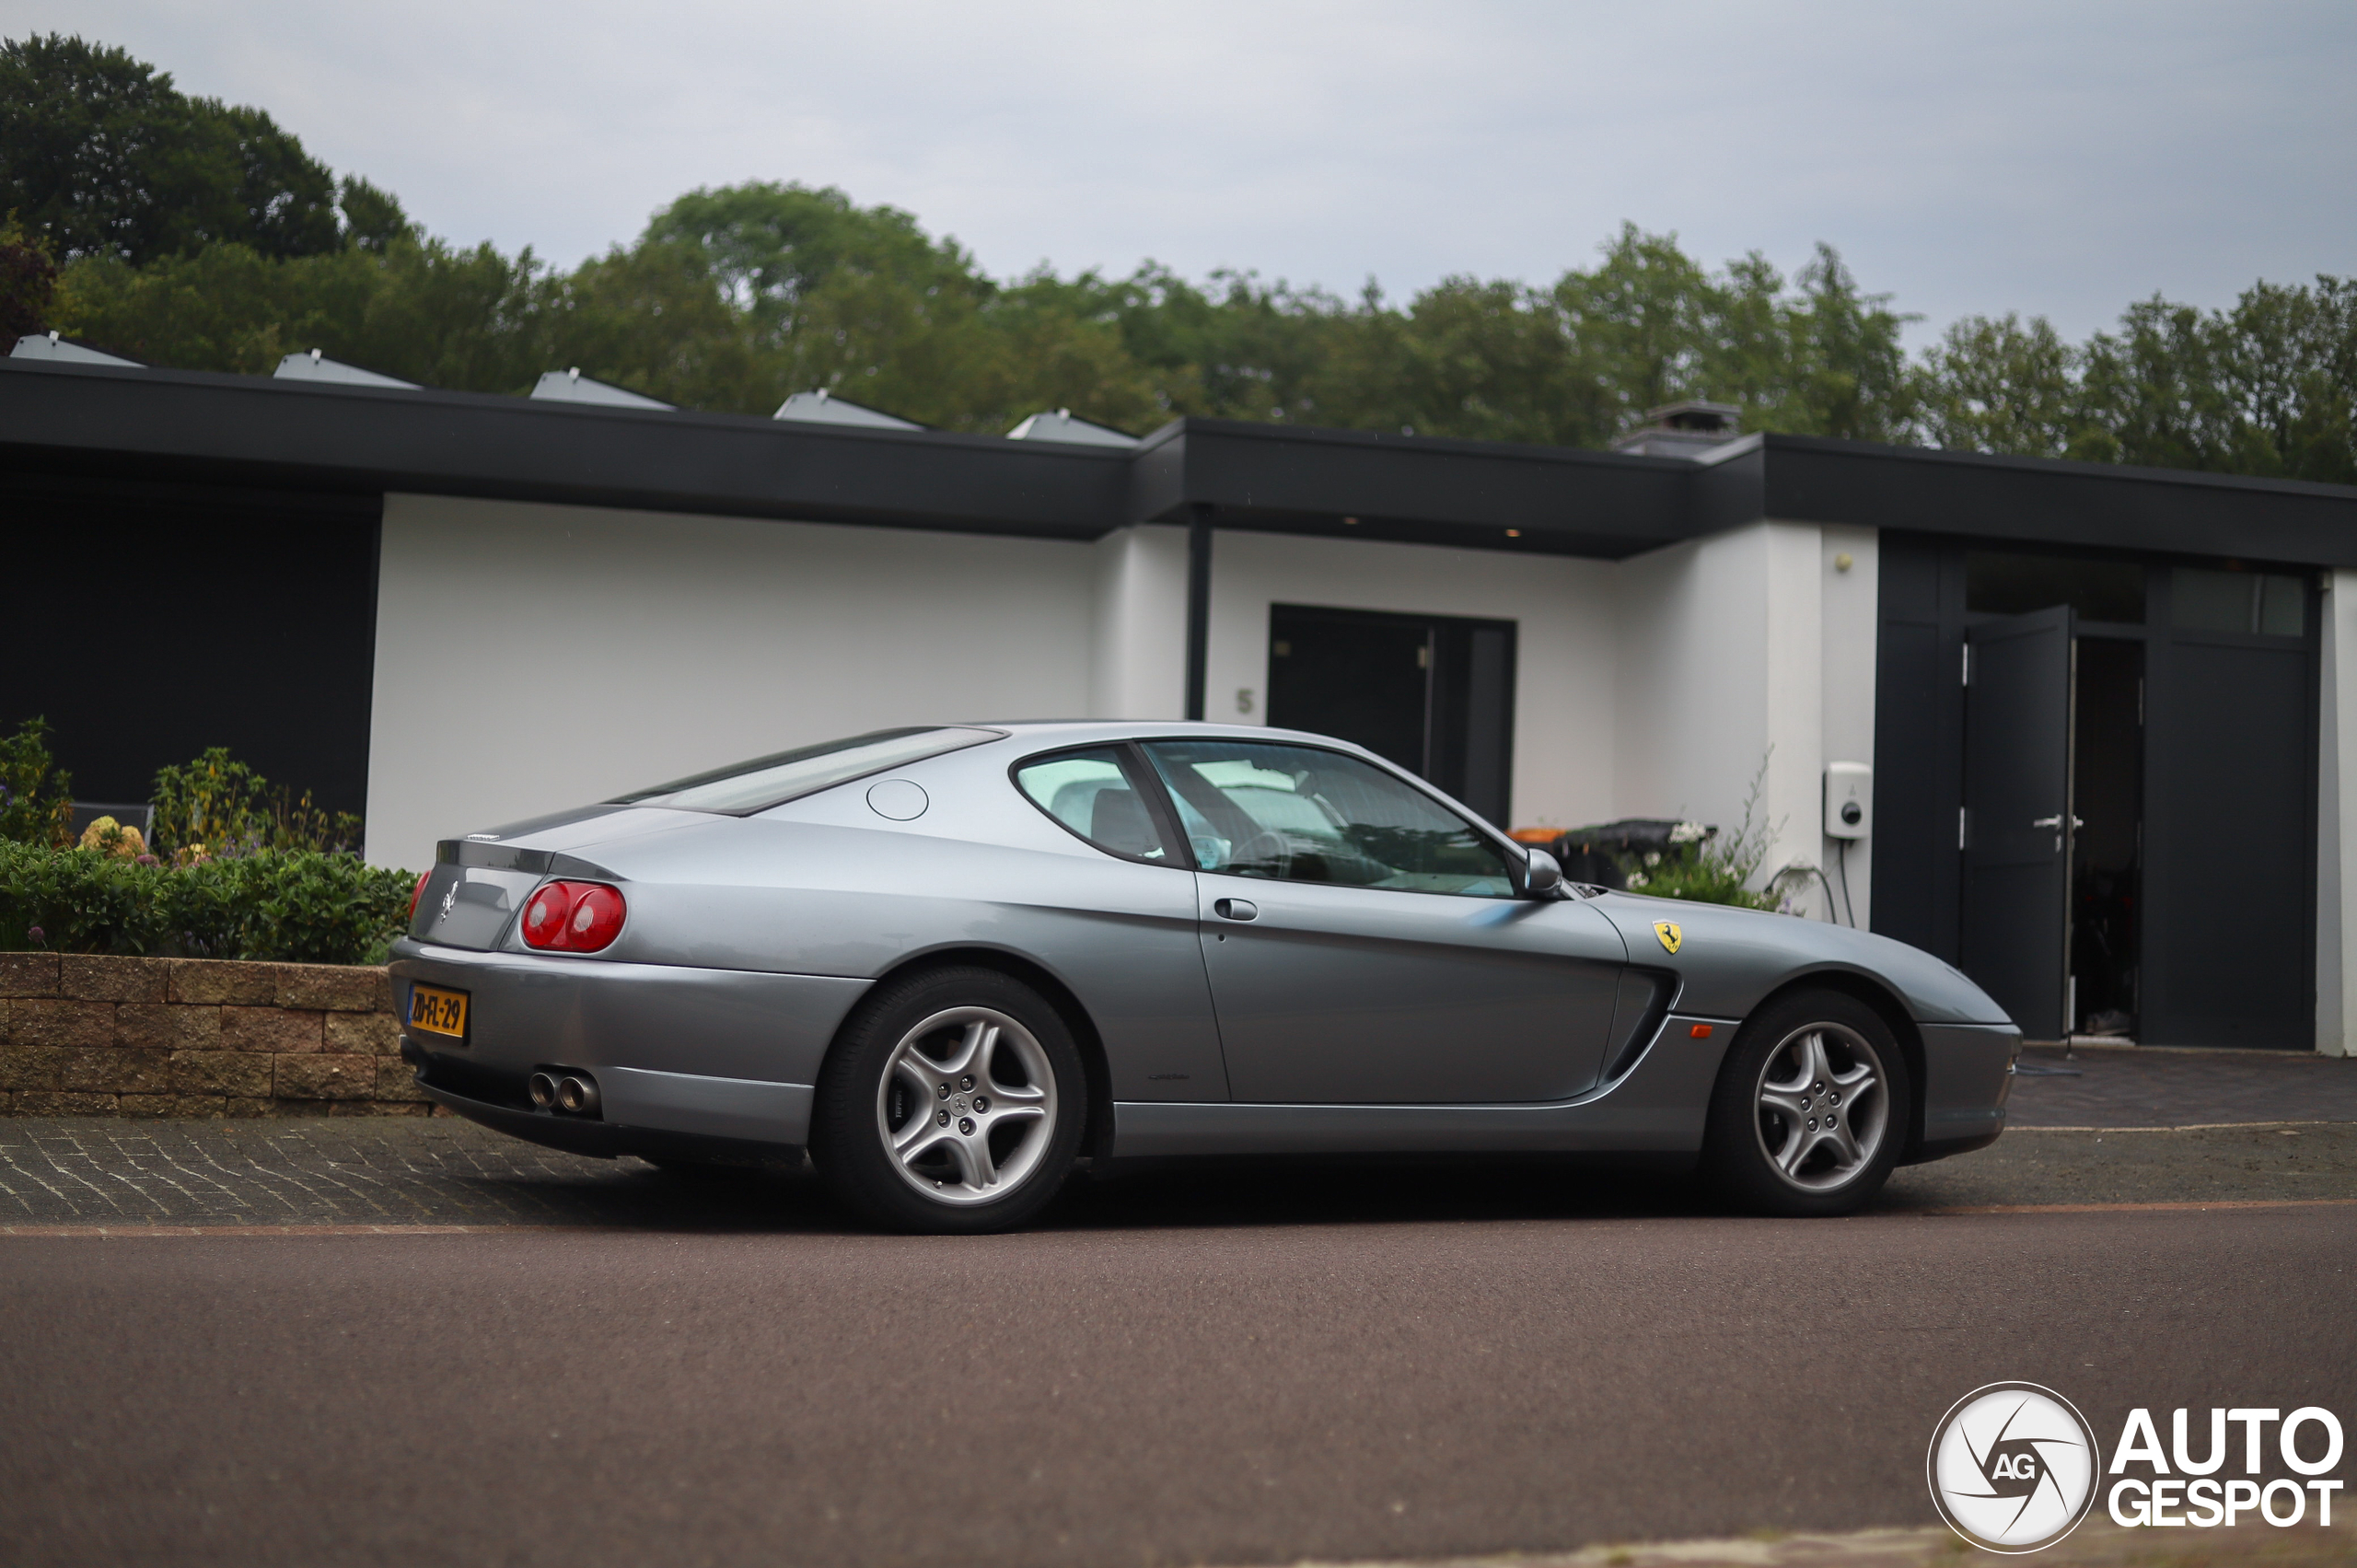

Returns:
0,953,430,1117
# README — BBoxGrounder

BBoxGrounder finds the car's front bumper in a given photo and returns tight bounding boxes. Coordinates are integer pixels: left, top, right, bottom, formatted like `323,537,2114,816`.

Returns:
1906,1020,2019,1163
389,938,869,1157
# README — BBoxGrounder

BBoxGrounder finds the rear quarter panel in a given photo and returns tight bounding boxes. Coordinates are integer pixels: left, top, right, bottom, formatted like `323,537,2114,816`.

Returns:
501,742,1229,1101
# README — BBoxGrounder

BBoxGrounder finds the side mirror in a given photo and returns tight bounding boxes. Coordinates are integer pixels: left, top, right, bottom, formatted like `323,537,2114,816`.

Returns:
1520,847,1563,899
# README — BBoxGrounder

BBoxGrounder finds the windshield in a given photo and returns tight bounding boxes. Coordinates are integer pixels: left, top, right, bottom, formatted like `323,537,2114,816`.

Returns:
613,727,1003,814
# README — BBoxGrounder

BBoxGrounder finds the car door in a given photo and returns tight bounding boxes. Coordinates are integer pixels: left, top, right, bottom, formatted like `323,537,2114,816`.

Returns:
1140,738,1629,1104
1007,744,1232,1101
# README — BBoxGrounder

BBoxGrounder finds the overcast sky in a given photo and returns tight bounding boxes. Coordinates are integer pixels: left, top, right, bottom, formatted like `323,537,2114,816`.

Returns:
11,1,2354,343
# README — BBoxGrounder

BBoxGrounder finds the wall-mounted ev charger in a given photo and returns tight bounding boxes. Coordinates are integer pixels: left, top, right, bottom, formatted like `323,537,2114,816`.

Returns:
1824,761,1872,840
1821,761,1873,928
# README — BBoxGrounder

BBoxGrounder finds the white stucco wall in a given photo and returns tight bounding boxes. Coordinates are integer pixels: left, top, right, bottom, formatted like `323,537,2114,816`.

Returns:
365,494,1098,870
1819,526,1880,929
2318,568,2357,1055
364,497,1882,933
1197,529,1621,831
1610,519,1878,922
1089,526,1190,720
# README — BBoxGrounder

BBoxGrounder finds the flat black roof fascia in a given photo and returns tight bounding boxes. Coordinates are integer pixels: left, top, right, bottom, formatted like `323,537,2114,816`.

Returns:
1759,434,2357,567
11,358,2357,565
1132,418,1698,557
0,359,1129,540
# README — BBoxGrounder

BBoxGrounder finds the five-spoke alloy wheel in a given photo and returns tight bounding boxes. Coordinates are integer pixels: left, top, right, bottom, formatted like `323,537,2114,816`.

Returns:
876,1006,1059,1204
813,967,1086,1233
1704,989,1910,1216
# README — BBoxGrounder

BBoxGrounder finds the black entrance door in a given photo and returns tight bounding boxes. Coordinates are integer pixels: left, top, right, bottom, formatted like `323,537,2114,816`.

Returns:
1266,605,1516,826
1962,606,2074,1039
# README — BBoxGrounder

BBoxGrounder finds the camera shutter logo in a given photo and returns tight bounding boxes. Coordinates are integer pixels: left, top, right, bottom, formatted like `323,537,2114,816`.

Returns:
1927,1383,2101,1552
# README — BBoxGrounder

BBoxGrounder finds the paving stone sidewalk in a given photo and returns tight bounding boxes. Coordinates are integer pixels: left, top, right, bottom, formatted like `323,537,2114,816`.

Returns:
2006,1042,2357,1126
2,1113,2351,1229
0,1118,807,1230
3,1038,2350,1229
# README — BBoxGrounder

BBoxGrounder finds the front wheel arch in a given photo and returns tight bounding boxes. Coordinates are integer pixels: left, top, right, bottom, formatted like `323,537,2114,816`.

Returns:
1739,969,1926,1164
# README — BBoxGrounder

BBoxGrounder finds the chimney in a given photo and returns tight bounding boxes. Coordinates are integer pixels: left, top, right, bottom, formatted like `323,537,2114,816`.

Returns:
1610,401,1744,459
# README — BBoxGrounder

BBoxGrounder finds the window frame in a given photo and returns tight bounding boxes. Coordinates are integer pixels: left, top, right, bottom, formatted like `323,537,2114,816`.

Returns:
1007,741,1192,868
1133,735,1533,898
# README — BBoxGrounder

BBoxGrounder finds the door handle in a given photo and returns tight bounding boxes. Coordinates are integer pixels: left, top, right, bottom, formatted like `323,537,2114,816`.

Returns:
1213,898,1259,922
2031,816,2062,829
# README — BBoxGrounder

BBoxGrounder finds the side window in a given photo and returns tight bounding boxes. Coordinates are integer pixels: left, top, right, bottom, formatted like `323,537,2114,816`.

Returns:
1013,747,1178,865
1143,740,1514,898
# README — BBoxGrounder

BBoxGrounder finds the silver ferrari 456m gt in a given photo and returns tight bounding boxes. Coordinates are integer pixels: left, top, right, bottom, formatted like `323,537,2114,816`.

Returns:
390,722,2017,1231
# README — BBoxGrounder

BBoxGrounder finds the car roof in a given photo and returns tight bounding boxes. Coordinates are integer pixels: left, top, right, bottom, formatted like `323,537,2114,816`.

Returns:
959,719,1369,749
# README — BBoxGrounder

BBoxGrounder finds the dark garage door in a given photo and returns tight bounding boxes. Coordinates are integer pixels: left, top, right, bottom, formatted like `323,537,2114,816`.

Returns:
2142,618,2316,1048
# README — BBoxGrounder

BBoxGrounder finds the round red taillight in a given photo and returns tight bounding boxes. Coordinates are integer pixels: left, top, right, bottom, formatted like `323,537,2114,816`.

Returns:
408,871,431,923
519,881,626,953
521,883,573,949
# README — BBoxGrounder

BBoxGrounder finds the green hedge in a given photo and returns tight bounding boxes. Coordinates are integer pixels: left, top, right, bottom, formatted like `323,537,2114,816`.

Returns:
0,842,417,966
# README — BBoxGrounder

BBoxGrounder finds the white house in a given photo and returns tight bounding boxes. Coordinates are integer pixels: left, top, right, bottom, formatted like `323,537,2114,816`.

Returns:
7,351,2354,1055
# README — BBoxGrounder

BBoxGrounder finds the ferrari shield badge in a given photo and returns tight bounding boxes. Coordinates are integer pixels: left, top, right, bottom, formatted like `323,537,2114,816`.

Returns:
1654,920,1682,955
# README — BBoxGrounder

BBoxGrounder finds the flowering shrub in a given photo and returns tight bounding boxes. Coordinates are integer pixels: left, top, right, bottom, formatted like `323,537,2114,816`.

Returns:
150,748,363,859
1618,761,1792,912
0,842,417,965
0,717,74,848
76,816,148,858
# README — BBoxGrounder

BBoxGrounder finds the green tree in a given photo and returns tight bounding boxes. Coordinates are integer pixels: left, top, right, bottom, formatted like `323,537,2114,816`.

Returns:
0,211,57,338
646,181,974,335
1910,312,2089,459
335,175,412,252
1,33,389,263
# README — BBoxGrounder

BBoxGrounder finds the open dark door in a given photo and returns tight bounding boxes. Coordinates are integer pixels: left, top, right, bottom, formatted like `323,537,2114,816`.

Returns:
1268,605,1517,826
1962,606,2073,1039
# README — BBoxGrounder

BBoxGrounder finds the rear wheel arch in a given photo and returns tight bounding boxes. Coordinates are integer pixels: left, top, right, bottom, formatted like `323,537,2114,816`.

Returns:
839,947,1114,1161
1741,970,1927,1162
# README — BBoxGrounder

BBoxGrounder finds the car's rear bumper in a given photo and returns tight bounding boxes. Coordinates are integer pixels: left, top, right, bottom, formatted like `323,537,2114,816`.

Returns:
389,938,866,1155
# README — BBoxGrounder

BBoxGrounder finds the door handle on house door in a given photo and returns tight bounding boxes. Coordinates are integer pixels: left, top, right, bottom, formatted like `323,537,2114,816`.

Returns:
1213,898,1259,921
2031,816,2062,829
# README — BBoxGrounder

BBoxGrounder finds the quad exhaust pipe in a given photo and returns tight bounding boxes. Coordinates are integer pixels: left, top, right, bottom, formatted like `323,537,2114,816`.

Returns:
528,1068,600,1117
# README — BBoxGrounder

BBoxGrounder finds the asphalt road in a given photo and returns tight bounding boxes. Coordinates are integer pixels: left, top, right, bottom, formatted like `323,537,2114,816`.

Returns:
3,1203,2351,1568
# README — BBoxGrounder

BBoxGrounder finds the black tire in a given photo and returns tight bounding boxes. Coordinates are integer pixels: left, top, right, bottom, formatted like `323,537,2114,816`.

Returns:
810,966,1086,1234
1703,988,1911,1217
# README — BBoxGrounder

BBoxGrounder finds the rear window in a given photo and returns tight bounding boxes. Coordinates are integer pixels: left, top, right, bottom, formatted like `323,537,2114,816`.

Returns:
613,727,1002,815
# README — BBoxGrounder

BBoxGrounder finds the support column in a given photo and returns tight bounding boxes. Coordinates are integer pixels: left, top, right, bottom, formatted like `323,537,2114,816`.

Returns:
2319,569,2357,1054
1184,504,1213,721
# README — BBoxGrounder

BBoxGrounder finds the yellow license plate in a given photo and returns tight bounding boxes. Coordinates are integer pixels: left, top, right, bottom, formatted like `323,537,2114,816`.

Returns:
407,983,469,1040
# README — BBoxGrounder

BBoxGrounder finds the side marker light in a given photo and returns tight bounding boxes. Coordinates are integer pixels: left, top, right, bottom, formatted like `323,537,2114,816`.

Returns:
1689,1024,1713,1039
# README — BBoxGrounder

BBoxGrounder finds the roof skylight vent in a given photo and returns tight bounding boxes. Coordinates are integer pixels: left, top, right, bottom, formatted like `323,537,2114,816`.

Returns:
1004,409,1138,447
10,331,140,367
273,349,417,389
528,368,672,410
773,388,923,429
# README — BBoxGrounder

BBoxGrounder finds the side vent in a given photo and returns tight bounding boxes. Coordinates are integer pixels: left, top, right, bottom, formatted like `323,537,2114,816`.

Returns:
1600,970,1677,1083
